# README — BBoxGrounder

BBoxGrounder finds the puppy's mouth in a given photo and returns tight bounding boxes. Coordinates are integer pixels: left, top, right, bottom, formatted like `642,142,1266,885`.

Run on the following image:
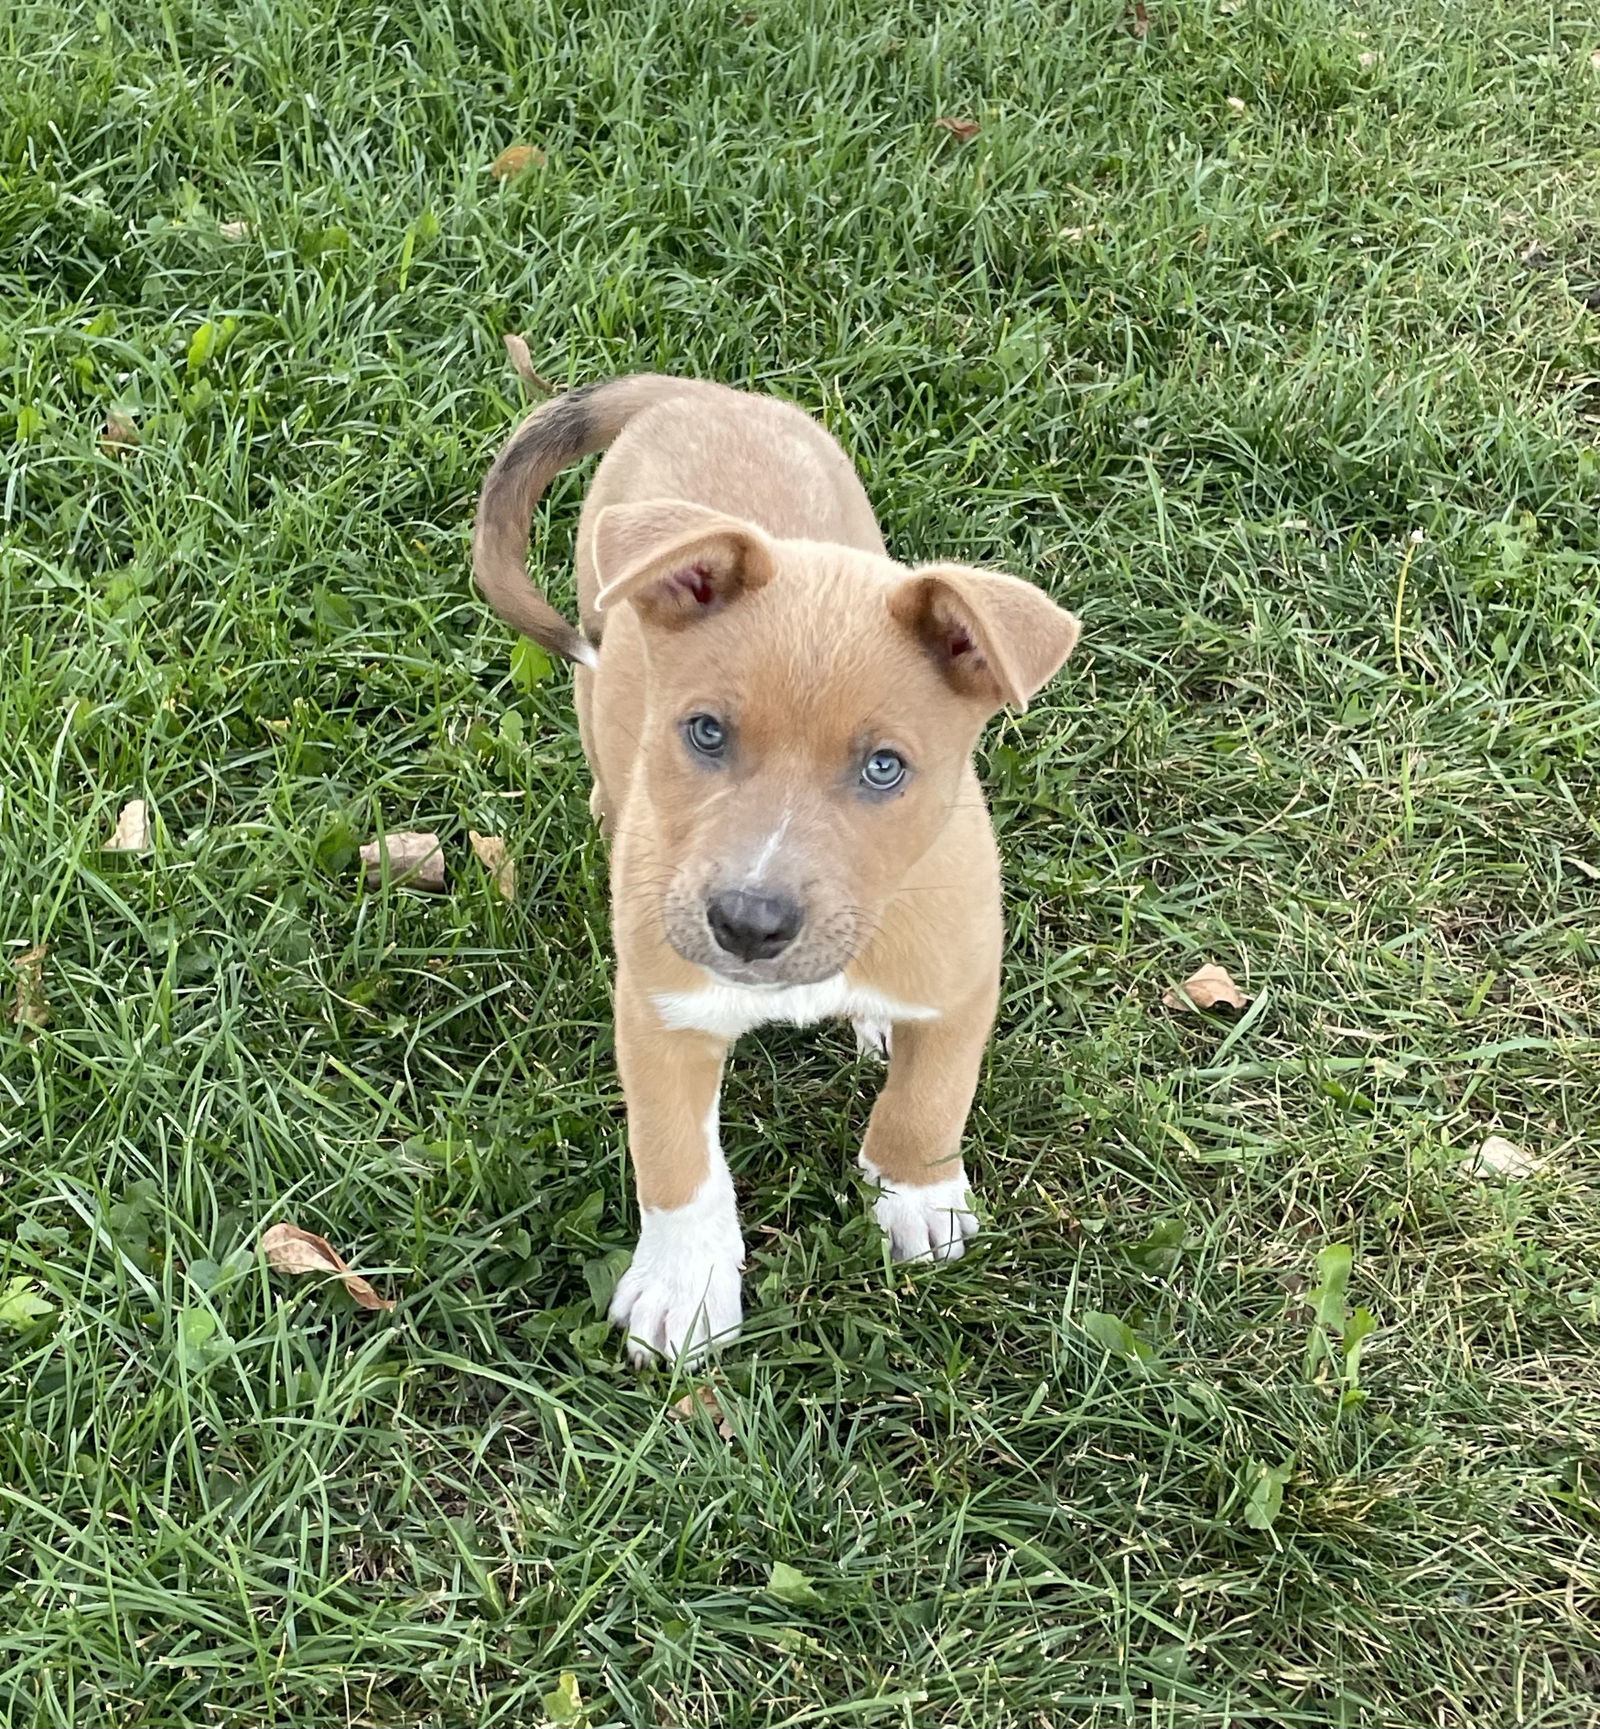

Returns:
683,938,849,990
661,886,864,988
700,956,837,989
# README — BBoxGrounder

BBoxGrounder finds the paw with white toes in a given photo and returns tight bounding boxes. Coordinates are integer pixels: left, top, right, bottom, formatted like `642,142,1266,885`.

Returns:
608,1249,743,1368
853,1018,892,1061
607,1164,745,1368
860,1158,978,1262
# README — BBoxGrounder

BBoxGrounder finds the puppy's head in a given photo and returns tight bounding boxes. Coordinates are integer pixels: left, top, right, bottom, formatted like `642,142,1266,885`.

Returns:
594,500,1081,987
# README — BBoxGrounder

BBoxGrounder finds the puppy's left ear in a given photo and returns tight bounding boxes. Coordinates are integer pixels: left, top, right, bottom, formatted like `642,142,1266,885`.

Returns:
592,500,775,630
889,564,1081,711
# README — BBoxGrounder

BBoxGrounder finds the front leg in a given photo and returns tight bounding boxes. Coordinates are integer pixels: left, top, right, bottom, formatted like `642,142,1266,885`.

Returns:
606,990,741,1366
859,998,994,1262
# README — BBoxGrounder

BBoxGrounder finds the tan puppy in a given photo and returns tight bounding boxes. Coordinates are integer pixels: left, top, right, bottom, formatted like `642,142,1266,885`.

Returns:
473,376,1080,1365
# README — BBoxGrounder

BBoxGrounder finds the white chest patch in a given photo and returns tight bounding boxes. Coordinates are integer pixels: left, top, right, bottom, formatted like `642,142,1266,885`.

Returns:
652,975,938,1042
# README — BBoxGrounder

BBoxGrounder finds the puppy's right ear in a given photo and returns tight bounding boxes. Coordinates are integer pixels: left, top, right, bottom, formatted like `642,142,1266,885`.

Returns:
592,501,775,630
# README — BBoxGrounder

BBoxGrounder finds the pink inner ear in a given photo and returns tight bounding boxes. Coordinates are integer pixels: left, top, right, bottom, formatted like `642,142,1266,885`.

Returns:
667,562,716,607
948,626,975,658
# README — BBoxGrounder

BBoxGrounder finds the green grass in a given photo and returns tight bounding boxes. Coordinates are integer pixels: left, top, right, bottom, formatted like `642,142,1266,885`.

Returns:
3,0,1600,1722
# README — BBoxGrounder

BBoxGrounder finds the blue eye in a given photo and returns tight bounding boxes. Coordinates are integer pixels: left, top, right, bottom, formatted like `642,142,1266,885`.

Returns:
685,714,727,757
862,749,907,791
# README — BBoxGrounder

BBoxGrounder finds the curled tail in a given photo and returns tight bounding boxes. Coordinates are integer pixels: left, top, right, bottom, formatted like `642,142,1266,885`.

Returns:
471,374,692,667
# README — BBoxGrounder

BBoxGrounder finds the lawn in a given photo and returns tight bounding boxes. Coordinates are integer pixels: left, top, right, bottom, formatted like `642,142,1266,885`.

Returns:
3,0,1600,1723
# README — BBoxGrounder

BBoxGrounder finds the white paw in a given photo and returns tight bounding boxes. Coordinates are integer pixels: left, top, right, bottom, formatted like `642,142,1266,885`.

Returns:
860,1160,977,1262
607,1159,744,1367
608,1252,742,1368
853,1018,892,1061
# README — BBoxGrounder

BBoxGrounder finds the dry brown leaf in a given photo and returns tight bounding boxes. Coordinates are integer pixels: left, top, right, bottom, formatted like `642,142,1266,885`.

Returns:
935,117,981,143
491,143,545,181
1163,964,1250,1014
468,830,516,903
1127,2,1149,37
502,333,555,398
8,945,49,1032
105,798,151,852
359,831,445,892
260,1222,396,1310
101,414,139,455
670,1384,734,1440
1459,1134,1541,1181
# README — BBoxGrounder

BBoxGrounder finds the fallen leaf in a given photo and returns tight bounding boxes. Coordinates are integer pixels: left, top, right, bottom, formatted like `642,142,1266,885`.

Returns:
1459,1134,1540,1181
1127,1,1149,37
105,798,151,852
1163,964,1250,1014
259,1222,396,1310
670,1383,735,1439
502,333,554,397
359,831,445,892
468,831,516,903
8,945,49,1032
100,413,139,455
1592,48,1600,71
218,219,253,240
1226,95,1247,114
1358,51,1377,68
490,143,545,181
935,117,981,143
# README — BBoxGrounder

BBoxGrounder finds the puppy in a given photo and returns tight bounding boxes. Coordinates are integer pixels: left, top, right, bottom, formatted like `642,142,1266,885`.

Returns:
472,376,1080,1365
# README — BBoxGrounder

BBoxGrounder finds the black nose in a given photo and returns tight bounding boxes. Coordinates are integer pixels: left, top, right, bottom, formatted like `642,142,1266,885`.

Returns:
706,888,804,962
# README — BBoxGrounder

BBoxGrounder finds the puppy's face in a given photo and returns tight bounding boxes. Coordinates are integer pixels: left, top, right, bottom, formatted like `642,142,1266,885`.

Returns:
640,587,986,986
593,504,1080,987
